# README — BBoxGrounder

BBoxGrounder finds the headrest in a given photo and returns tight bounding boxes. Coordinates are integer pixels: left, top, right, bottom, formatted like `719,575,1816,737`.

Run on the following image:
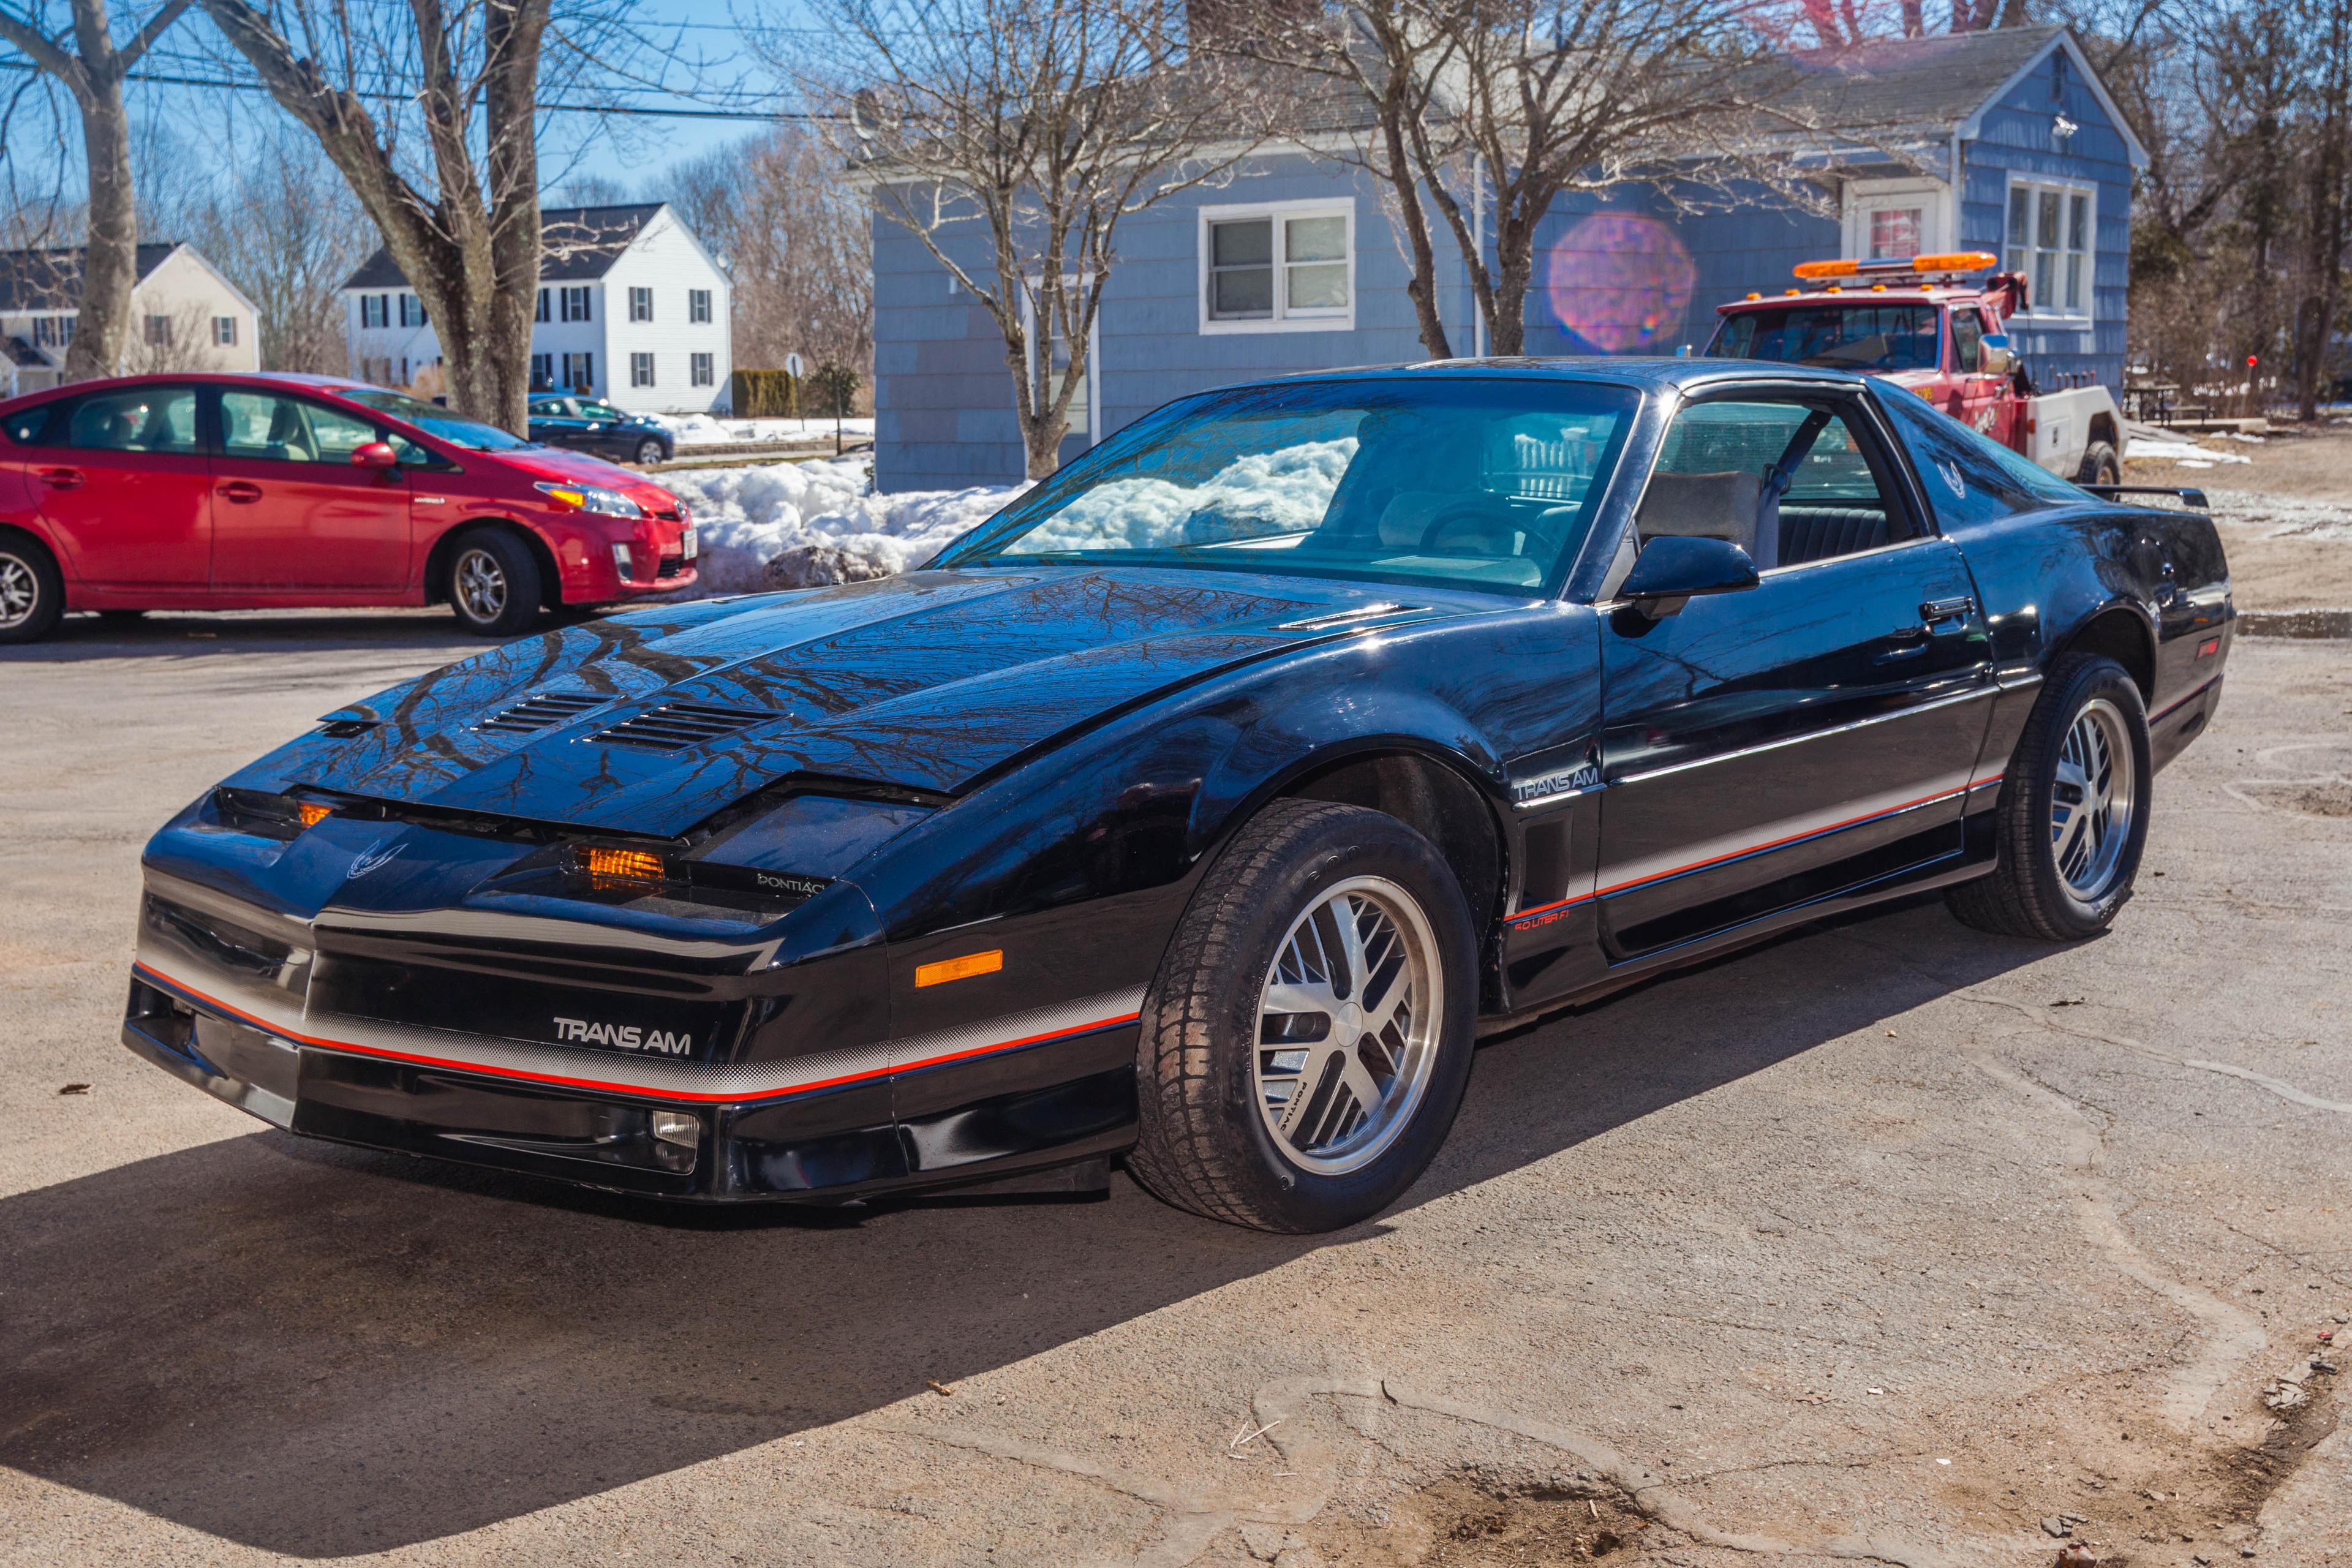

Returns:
1635,470,1762,552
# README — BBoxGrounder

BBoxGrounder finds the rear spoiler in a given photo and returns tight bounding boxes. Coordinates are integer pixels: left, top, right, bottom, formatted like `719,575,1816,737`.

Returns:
2084,484,2209,510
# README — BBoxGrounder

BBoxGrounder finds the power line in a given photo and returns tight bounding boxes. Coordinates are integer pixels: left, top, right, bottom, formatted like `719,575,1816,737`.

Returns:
0,57,824,119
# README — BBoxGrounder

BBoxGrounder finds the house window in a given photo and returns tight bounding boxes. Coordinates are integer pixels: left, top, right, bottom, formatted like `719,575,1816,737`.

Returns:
1844,179,1947,263
630,352,655,388
361,294,388,329
628,287,653,323
1199,201,1354,332
399,294,426,327
32,315,71,348
2005,180,2094,318
530,352,553,391
689,288,712,324
1867,207,1921,260
535,288,550,323
562,351,595,391
690,352,714,387
213,316,237,347
560,286,591,323
143,315,171,347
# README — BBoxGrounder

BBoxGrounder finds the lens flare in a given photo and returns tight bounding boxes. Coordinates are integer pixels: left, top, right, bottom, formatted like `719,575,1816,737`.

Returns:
1543,215,1697,354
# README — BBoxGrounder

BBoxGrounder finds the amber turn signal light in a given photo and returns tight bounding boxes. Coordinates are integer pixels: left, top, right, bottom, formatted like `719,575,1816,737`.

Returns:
582,846,665,882
295,801,333,829
915,949,1003,987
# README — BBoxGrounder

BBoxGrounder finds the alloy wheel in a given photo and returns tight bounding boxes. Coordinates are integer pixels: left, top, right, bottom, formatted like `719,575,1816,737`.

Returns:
2050,696,2137,900
453,548,508,625
1253,875,1442,1177
0,552,36,629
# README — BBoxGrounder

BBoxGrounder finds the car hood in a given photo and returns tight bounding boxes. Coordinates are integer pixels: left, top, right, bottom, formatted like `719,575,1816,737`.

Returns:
506,445,657,488
263,568,1464,837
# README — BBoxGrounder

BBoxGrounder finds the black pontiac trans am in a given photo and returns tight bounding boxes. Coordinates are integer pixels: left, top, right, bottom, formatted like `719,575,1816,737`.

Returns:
123,361,2233,1232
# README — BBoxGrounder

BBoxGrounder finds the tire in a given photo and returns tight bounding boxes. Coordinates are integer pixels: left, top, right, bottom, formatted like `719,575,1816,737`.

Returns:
1945,653,2152,941
1126,798,1479,1233
2076,440,2120,487
444,528,543,638
634,437,667,465
0,533,65,644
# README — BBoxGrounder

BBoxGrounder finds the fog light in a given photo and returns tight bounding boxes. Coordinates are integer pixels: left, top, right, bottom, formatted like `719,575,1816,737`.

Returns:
651,1109,699,1148
612,542,635,579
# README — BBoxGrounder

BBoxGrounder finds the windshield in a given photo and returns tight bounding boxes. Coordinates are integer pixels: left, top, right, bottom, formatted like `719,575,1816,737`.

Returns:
336,388,536,451
1706,304,1942,372
938,378,1638,596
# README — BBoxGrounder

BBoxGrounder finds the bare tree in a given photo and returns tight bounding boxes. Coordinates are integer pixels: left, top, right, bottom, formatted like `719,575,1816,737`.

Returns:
793,0,1264,478
1251,0,1813,358
195,0,571,429
670,125,873,378
0,0,195,378
180,124,366,372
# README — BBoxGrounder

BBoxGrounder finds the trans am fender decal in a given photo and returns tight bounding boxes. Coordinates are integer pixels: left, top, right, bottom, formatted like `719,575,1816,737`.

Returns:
132,956,1142,1105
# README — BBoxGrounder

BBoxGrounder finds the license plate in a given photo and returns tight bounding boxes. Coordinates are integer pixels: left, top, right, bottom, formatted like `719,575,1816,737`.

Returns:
680,526,699,561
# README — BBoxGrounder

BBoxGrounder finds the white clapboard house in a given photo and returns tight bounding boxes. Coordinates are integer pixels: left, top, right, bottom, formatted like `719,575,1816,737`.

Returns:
341,203,733,413
0,243,260,396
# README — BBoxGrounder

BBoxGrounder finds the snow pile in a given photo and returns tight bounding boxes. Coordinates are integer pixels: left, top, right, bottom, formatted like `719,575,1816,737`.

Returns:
1019,439,1359,552
2128,434,2252,465
2204,489,2352,542
657,414,878,447
659,456,1021,597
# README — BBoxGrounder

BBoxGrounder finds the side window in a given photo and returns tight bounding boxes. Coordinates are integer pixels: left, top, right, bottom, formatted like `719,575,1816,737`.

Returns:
221,391,392,465
1952,311,1983,374
62,386,200,454
388,432,443,467
1637,398,1912,571
582,401,624,421
1874,385,2083,530
302,400,383,462
4,402,57,445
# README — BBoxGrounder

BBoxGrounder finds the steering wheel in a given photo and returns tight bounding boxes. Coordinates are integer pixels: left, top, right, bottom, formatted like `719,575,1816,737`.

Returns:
1417,499,1520,557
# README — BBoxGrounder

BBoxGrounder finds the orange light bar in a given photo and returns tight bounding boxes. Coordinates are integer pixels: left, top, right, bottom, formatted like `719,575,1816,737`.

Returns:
1795,251,2000,283
582,846,665,882
915,949,1003,988
295,800,333,829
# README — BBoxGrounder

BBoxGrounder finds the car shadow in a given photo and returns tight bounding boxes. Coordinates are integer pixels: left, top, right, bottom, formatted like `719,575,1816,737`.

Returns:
0,898,2042,1556
0,609,565,663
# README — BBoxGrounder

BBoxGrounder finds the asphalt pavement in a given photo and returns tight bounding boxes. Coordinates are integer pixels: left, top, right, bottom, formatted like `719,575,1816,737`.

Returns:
1,609,2346,1568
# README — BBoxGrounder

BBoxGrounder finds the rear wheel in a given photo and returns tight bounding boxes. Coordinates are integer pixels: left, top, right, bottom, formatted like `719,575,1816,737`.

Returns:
1946,654,2150,941
633,437,666,465
0,534,64,644
1126,799,1477,1233
445,528,543,638
2076,440,2120,487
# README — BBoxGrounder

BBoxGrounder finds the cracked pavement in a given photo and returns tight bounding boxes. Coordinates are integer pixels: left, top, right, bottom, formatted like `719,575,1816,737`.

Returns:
0,612,2346,1567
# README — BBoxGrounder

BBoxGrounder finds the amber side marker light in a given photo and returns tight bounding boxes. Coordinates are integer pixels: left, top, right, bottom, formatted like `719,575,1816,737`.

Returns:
916,949,1003,987
296,801,334,829
582,846,665,882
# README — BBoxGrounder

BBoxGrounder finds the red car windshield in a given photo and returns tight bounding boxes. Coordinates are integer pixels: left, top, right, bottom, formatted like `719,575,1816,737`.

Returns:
1705,304,1942,372
335,387,537,451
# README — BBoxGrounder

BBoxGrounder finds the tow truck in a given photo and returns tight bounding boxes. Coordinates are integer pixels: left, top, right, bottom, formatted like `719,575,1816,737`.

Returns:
1702,251,2125,485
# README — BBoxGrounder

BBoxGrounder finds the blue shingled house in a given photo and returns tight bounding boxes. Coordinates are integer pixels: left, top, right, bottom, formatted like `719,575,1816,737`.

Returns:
870,24,2143,491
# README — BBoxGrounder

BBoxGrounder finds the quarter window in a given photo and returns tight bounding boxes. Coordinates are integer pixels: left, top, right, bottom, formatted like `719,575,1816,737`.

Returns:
1638,399,1910,570
2005,181,2093,318
1202,203,1353,330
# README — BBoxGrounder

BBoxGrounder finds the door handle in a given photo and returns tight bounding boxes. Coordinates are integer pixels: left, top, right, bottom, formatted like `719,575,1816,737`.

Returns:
218,481,264,503
1920,595,1976,624
36,466,84,490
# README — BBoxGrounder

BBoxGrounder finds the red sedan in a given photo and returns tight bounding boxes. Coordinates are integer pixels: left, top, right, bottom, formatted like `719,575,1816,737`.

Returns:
0,372,697,643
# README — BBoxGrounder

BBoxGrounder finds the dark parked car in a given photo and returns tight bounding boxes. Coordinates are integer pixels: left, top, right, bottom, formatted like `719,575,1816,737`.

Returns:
121,360,2230,1233
0,373,697,641
527,394,675,465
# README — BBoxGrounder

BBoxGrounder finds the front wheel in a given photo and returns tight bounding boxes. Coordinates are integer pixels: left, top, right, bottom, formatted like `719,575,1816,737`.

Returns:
633,437,667,465
1126,799,1478,1233
445,529,543,638
2076,440,2120,487
1946,653,2151,941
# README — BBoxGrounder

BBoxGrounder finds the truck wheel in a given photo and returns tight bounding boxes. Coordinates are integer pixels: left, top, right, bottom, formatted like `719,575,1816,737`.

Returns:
2076,441,2119,487
1126,799,1478,1233
445,528,543,637
1946,654,2151,941
0,533,65,644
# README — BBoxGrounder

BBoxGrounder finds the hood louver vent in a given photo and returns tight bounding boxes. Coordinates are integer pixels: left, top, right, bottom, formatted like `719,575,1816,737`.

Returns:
592,701,782,752
476,691,607,735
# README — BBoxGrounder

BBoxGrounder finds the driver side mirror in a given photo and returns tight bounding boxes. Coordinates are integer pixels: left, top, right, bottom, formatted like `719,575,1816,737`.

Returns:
1619,535,1758,620
350,441,399,470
